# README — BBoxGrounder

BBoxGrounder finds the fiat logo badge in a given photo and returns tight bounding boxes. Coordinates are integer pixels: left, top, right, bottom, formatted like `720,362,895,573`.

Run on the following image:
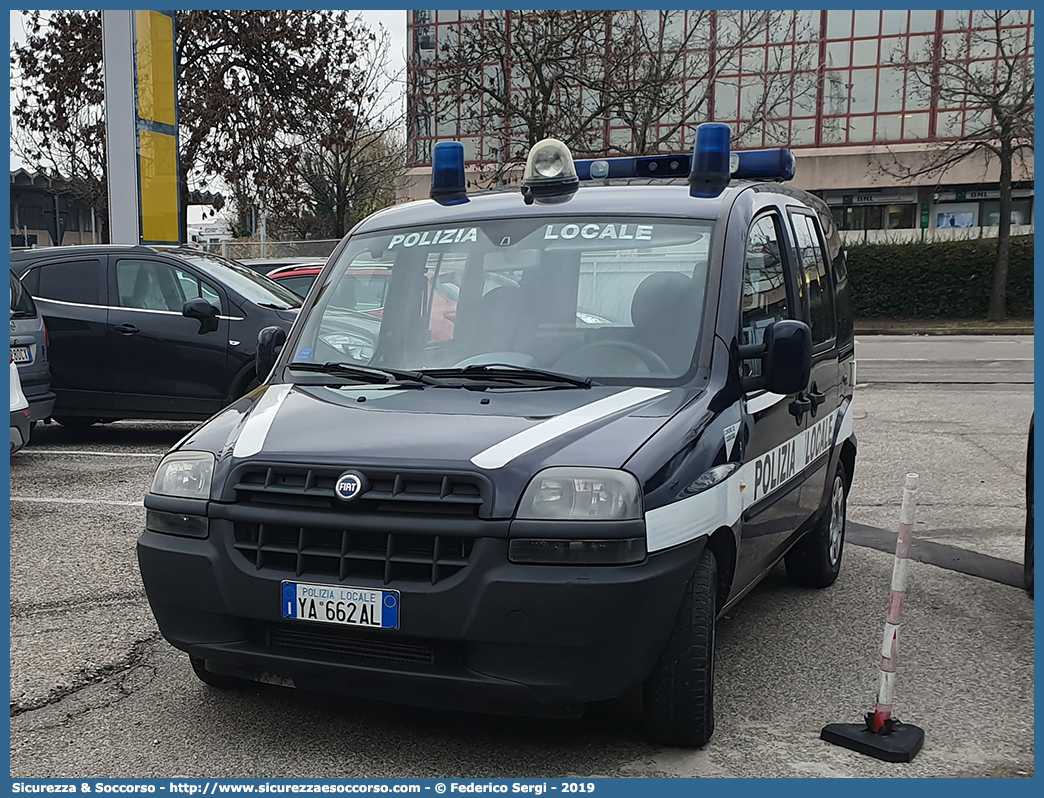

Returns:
334,471,367,502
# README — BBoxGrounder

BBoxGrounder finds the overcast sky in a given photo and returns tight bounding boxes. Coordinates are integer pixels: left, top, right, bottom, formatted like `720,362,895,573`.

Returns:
8,9,409,179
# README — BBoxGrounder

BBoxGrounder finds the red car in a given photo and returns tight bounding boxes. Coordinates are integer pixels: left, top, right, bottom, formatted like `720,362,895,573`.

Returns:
268,264,504,342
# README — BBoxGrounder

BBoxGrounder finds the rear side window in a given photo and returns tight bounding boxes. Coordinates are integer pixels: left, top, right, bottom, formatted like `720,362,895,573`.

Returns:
36,260,104,305
116,259,222,313
10,272,37,317
790,213,836,345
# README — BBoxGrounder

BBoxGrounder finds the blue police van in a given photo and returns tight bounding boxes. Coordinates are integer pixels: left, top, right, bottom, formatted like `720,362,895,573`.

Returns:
138,124,856,747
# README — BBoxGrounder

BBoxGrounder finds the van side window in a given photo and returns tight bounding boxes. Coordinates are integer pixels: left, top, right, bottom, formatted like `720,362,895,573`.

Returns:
36,260,104,305
741,215,789,376
790,213,836,345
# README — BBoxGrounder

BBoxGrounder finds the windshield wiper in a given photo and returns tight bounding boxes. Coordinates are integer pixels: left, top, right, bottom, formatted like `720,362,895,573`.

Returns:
258,302,296,311
419,363,592,388
287,361,443,386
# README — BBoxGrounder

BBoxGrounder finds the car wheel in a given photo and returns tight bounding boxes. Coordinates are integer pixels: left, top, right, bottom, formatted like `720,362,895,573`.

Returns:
785,461,848,588
642,547,717,747
52,416,102,429
190,656,246,690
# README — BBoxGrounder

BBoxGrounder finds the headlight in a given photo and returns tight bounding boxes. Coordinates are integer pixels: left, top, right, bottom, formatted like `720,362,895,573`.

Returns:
516,468,642,520
150,451,215,499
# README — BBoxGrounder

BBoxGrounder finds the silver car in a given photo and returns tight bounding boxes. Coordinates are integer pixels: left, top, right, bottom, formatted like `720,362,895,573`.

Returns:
10,270,55,427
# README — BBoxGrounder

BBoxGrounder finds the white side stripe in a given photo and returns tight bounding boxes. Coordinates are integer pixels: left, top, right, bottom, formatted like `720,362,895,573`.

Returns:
470,387,669,470
232,384,293,459
646,400,856,553
745,391,786,414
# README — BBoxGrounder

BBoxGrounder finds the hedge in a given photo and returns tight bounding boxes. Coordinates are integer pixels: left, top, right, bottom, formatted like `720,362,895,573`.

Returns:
845,234,1034,319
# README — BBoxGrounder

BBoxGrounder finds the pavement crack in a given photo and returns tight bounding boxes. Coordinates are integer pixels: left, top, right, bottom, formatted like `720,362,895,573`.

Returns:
10,632,161,719
9,590,148,619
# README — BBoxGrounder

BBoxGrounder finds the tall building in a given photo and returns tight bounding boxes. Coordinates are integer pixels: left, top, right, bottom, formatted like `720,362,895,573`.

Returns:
402,9,1033,240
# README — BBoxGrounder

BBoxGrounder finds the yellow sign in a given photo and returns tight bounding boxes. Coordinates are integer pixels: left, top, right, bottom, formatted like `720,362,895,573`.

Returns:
139,128,180,243
136,11,176,126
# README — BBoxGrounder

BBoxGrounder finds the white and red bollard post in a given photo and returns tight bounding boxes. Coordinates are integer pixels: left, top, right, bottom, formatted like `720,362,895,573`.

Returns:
869,473,918,733
821,473,925,763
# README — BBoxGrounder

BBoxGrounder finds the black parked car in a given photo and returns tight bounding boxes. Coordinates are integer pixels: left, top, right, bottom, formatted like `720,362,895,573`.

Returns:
10,246,301,426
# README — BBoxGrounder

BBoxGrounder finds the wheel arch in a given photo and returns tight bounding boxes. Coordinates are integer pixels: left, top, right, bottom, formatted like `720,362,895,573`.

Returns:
704,526,737,610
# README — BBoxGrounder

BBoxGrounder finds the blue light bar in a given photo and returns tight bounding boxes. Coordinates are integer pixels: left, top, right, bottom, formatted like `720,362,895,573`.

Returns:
430,141,468,205
689,123,731,198
732,148,795,181
575,148,796,185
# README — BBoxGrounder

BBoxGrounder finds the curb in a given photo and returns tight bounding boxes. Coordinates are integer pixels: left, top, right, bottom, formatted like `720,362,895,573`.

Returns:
855,323,1034,336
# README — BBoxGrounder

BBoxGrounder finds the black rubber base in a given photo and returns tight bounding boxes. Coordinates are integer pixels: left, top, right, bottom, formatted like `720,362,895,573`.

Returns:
821,719,925,763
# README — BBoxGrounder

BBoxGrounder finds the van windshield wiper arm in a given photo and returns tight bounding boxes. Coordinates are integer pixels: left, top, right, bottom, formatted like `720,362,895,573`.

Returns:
419,363,592,388
287,361,442,386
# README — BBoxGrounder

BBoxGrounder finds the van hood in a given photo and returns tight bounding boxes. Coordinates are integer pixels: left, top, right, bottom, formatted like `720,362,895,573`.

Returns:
186,381,699,516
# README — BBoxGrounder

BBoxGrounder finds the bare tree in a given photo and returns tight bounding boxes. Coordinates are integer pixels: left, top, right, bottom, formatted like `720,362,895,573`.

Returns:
11,10,375,242
884,10,1033,320
419,10,822,188
294,24,407,239
428,10,622,180
608,10,820,155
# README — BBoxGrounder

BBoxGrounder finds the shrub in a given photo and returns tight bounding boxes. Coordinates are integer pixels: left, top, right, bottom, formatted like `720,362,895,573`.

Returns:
846,235,1033,318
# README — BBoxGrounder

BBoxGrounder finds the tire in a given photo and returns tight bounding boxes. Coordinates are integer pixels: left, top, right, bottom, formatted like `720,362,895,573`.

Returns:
786,461,848,588
190,655,246,690
1026,529,1034,598
52,416,101,429
642,548,717,747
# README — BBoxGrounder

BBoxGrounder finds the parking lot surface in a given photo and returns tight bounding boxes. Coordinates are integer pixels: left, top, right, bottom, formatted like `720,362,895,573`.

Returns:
9,336,1034,778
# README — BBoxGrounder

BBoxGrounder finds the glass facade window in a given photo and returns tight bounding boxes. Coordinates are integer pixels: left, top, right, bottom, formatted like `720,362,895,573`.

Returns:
406,9,1034,165
832,204,916,231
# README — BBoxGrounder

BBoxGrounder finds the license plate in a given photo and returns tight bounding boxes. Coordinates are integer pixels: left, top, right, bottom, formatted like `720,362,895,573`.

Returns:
281,581,399,630
11,346,31,364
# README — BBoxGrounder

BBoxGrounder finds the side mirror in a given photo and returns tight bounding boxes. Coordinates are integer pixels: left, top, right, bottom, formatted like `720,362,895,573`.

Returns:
739,319,812,395
256,326,287,382
182,298,219,334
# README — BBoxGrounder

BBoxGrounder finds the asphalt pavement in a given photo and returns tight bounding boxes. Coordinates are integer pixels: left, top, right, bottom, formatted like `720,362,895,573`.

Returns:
8,335,1035,778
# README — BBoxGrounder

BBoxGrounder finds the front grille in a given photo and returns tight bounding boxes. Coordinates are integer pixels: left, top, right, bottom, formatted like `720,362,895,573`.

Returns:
264,624,435,666
232,522,474,585
231,465,489,519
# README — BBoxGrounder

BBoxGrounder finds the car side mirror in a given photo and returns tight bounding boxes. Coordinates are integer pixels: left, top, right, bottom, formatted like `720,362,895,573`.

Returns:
256,326,287,382
182,298,219,334
739,319,812,395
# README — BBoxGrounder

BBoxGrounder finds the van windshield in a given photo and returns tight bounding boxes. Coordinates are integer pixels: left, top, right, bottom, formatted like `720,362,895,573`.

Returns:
289,218,714,384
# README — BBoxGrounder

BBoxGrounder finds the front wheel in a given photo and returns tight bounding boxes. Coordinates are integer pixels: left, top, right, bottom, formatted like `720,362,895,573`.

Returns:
642,548,717,747
785,462,848,588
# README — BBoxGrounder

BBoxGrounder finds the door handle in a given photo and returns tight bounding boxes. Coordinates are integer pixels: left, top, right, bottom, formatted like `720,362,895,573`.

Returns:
808,384,827,416
114,323,140,335
789,395,811,425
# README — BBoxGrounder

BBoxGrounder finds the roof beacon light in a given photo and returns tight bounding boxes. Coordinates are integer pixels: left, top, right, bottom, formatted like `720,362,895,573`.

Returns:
689,122,731,198
521,138,579,205
730,148,796,181
430,141,468,205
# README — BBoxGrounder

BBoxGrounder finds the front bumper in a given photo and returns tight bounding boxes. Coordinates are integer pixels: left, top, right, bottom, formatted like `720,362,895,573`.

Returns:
137,517,705,715
10,408,30,452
